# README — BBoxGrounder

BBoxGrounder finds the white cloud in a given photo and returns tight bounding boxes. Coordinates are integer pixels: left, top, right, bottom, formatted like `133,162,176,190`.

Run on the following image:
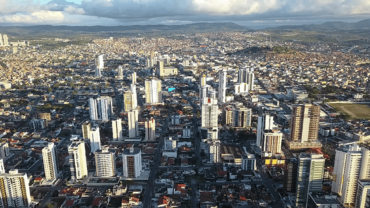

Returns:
0,0,370,25
64,6,85,14
0,11,64,24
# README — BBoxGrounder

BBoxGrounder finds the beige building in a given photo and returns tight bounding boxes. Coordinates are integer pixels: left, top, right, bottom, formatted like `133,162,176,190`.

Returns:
262,129,283,155
157,60,178,76
288,104,321,149
95,146,116,177
0,169,31,207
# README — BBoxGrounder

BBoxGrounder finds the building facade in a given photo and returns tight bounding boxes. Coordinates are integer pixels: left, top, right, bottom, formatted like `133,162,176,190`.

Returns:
122,147,142,178
95,146,116,177
42,142,58,181
68,140,88,181
145,78,162,104
145,117,156,142
0,169,31,208
112,119,123,141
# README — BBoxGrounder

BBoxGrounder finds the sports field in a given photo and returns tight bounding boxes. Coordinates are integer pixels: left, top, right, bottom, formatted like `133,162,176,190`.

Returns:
329,103,370,120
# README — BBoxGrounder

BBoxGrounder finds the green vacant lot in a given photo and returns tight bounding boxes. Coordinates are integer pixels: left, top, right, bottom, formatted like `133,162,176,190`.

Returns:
329,103,370,120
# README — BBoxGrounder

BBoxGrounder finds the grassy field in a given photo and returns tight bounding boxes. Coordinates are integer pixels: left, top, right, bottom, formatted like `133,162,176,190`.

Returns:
329,103,370,120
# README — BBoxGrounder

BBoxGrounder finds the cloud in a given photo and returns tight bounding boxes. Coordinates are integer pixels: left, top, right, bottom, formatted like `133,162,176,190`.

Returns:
0,11,64,24
0,0,370,26
64,6,85,14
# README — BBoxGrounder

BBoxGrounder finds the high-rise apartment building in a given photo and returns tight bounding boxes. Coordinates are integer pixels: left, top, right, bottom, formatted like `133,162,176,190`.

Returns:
296,153,325,207
0,142,9,159
222,107,233,125
241,152,257,171
89,98,98,121
122,147,142,178
218,69,227,103
332,144,370,207
124,91,134,112
117,66,123,79
112,119,123,141
208,139,221,163
132,72,137,84
232,108,252,128
95,55,104,77
290,104,320,143
145,78,162,104
130,84,137,110
284,159,298,192
68,140,88,181
262,129,283,155
0,169,31,207
234,83,248,95
96,96,113,121
2,35,8,47
246,69,254,91
355,180,370,208
0,34,2,46
256,113,275,147
42,142,58,181
201,97,218,128
95,146,116,177
90,126,101,153
238,68,254,91
82,121,91,140
128,109,139,138
145,117,156,141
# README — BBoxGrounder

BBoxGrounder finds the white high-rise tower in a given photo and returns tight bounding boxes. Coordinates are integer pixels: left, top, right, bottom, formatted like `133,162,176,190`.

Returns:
218,69,227,103
0,169,31,207
97,96,113,121
145,78,162,104
130,84,137,110
117,66,123,79
42,142,58,181
95,146,116,177
122,147,142,178
89,98,98,120
90,126,101,153
112,119,123,141
95,55,104,77
132,72,137,84
332,144,370,207
201,97,218,128
128,109,139,138
68,140,88,181
145,117,156,141
256,113,275,147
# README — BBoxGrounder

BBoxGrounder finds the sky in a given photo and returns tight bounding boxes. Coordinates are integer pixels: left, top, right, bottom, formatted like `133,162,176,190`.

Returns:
0,0,370,29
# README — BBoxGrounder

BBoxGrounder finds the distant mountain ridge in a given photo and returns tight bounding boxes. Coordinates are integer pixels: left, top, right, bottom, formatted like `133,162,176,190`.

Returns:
268,19,370,31
0,22,250,38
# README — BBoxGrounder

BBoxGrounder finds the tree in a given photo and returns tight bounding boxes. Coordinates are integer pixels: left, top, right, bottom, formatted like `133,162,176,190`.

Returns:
197,111,200,118
47,87,53,93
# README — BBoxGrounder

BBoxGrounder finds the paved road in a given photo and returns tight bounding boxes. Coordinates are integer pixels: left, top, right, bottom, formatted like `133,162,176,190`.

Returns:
143,112,171,208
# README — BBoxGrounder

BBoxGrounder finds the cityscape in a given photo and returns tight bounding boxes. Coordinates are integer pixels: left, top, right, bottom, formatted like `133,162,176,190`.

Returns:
0,1,370,208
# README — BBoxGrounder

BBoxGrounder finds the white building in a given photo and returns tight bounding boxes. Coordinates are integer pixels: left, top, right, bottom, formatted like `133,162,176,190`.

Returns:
241,152,257,171
234,83,248,95
355,180,370,208
296,153,325,207
89,98,98,121
256,113,275,147
0,169,31,208
95,146,116,177
262,129,283,155
130,84,138,110
132,72,137,84
332,144,370,207
112,119,123,141
90,126,101,153
232,108,252,128
145,78,162,104
218,69,227,103
117,66,123,79
0,142,10,159
68,140,88,181
95,55,104,77
96,96,113,121
209,139,221,163
128,109,139,138
42,142,58,181
122,147,142,178
201,97,218,128
145,117,156,141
